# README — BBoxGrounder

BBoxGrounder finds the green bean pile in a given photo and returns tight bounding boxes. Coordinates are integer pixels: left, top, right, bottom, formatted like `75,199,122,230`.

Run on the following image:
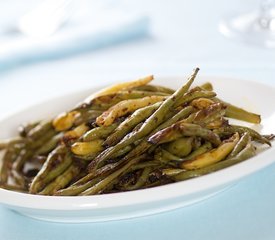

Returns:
0,68,273,195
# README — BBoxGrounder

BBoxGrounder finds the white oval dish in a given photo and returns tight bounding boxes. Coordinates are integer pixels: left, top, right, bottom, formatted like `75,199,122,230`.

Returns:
0,76,275,223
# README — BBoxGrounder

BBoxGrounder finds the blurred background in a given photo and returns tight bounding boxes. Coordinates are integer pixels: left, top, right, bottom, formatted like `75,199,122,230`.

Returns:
1,1,275,240
0,0,274,116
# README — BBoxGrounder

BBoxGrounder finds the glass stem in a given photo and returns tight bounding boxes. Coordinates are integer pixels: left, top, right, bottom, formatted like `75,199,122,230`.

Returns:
258,0,275,29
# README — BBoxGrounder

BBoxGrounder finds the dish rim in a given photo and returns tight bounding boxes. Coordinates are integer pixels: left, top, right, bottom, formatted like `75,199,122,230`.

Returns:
0,75,274,211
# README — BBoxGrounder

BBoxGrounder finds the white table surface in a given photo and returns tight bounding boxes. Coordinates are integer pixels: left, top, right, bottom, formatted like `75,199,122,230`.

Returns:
0,0,275,239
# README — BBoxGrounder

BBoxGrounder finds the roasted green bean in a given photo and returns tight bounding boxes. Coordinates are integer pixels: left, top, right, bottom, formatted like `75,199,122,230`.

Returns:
104,102,161,146
0,68,273,196
29,145,72,194
82,122,120,142
89,67,199,170
172,140,256,181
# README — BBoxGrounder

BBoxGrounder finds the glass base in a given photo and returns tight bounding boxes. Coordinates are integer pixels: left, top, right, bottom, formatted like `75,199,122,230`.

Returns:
219,11,275,48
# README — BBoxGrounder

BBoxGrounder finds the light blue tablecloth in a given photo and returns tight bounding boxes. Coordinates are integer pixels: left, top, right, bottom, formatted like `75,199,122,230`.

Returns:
0,6,149,72
0,0,275,239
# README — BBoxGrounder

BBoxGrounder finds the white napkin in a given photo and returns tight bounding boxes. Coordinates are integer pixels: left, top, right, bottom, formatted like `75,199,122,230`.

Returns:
0,8,149,71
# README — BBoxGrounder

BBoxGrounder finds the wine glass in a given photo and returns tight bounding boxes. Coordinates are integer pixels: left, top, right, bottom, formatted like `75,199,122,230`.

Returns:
219,0,275,48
